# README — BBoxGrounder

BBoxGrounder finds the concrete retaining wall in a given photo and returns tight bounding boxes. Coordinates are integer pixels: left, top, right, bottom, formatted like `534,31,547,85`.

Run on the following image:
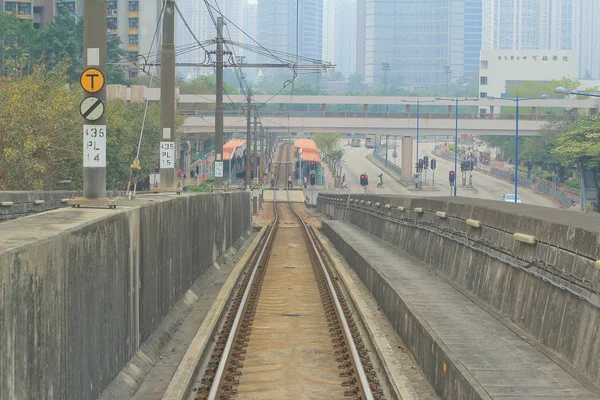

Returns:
322,222,488,400
317,194,600,388
0,191,123,221
0,192,250,400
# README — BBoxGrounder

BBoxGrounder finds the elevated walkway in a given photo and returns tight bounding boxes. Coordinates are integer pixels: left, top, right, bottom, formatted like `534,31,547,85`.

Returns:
322,220,599,400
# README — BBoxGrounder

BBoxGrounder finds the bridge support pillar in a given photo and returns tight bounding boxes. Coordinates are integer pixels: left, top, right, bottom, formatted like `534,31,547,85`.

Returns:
401,136,413,182
322,103,326,116
364,104,368,116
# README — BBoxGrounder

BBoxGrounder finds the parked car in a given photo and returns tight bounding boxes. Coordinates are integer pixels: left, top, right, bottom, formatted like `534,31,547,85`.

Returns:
351,138,361,147
503,193,522,203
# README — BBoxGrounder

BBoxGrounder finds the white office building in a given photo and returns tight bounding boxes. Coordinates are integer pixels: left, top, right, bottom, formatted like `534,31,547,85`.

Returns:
478,49,578,103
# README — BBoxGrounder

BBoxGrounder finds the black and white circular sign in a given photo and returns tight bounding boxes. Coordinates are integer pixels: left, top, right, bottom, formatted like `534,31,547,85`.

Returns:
80,97,105,122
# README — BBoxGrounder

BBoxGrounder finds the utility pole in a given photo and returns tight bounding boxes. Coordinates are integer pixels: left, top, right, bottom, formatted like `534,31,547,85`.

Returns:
82,0,107,199
214,17,225,188
253,109,258,185
159,0,176,189
259,124,264,184
245,91,252,188
444,65,451,96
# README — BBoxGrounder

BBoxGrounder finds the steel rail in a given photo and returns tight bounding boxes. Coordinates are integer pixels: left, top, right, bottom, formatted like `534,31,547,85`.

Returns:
207,195,279,400
289,203,375,400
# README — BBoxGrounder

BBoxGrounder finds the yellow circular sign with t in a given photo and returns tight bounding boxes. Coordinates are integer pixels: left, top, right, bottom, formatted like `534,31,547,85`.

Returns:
80,68,105,93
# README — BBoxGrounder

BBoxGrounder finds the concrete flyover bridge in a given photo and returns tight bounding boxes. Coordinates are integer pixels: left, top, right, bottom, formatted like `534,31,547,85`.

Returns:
182,110,555,136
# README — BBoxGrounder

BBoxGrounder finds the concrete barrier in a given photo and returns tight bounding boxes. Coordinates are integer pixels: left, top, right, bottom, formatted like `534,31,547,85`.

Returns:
0,192,250,400
0,190,123,221
317,193,600,389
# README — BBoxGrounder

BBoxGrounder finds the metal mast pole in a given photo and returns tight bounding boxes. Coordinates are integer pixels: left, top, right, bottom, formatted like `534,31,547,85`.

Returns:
215,17,224,188
253,109,258,185
82,0,107,198
160,0,176,189
454,98,458,197
245,92,252,188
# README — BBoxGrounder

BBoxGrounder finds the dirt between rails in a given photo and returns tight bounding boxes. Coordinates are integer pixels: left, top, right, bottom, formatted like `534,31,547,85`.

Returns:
235,204,346,399
252,201,322,229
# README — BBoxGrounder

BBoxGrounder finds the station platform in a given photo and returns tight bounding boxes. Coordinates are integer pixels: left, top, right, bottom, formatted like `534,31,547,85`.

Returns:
322,220,599,400
262,189,305,203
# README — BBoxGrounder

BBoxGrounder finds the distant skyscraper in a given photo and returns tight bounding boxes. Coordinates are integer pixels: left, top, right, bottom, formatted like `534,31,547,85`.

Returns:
574,0,600,79
176,0,204,79
243,0,258,63
175,0,246,79
333,0,357,77
257,0,323,64
322,0,356,77
364,0,482,87
322,0,336,64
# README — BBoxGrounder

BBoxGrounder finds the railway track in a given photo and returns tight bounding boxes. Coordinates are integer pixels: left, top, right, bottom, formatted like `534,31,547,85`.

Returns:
195,195,384,399
275,142,292,188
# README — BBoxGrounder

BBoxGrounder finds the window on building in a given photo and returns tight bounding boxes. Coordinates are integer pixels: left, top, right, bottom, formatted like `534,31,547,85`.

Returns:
107,1,117,15
107,17,117,31
18,2,32,15
480,60,488,69
129,70,138,79
129,35,138,45
479,92,487,98
128,1,139,11
480,76,488,85
108,33,118,41
4,2,16,12
128,18,138,28
57,1,76,13
128,51,138,60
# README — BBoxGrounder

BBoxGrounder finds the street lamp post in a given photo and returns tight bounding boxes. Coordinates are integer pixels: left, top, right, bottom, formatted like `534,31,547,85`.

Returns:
488,94,548,203
401,98,436,189
382,62,390,115
554,87,600,211
435,97,479,196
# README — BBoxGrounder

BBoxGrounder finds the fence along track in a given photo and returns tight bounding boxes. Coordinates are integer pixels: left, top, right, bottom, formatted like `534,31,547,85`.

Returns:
195,195,383,399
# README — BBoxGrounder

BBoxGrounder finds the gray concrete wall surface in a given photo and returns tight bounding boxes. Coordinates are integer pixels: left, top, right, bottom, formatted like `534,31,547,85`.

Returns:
0,190,123,221
317,193,600,388
0,192,250,400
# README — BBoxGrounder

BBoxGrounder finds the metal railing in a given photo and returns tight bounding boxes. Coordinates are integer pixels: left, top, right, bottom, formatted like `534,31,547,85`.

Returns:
538,183,574,207
179,109,556,121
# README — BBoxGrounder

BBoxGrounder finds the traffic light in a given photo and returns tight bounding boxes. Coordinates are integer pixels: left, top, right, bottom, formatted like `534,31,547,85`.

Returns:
431,159,437,170
360,174,369,186
415,162,419,171
195,165,199,175
310,173,316,186
418,159,423,172
310,160,315,170
449,170,455,186
154,165,160,173
423,156,429,170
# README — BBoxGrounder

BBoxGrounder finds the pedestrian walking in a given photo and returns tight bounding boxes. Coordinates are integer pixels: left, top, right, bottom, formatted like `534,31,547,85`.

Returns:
288,175,293,189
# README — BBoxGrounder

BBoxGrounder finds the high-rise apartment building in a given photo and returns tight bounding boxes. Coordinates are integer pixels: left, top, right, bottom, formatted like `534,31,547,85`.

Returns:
243,0,258,63
2,0,54,27
364,0,481,87
175,0,204,79
257,0,323,64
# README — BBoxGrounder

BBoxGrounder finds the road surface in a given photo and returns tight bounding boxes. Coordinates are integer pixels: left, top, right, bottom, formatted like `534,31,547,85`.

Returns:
339,140,559,208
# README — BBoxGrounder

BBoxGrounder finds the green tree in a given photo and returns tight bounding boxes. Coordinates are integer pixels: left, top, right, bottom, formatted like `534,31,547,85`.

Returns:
312,133,344,161
105,101,183,189
552,113,600,211
0,65,81,189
